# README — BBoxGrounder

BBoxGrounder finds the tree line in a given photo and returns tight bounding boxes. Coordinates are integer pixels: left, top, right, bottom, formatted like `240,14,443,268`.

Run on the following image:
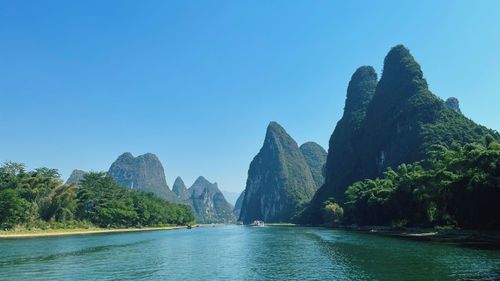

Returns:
0,165,195,230
322,136,499,229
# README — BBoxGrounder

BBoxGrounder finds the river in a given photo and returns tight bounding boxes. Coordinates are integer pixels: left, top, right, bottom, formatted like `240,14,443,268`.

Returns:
1,225,499,280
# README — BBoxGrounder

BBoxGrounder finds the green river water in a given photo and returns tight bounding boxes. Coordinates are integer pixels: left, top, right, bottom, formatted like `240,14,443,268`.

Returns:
0,225,499,280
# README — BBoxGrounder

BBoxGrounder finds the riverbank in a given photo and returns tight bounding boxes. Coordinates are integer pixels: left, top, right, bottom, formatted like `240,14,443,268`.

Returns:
0,224,221,238
287,223,500,248
334,225,500,249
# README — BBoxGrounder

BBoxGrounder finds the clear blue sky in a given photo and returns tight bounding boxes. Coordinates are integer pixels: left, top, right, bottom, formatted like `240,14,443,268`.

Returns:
1,1,499,193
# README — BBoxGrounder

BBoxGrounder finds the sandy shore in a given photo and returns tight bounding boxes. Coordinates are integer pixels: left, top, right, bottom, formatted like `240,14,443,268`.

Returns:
0,224,221,239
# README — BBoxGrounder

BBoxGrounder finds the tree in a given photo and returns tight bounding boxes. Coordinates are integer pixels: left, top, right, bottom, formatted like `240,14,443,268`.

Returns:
343,139,500,229
39,184,79,222
322,199,344,225
0,163,195,230
0,189,29,229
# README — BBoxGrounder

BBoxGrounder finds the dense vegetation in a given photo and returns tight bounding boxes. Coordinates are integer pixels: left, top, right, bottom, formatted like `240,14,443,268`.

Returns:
333,137,499,229
0,164,195,230
296,66,378,224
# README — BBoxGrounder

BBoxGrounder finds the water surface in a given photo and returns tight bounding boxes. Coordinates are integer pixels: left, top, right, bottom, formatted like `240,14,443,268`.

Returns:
1,225,499,280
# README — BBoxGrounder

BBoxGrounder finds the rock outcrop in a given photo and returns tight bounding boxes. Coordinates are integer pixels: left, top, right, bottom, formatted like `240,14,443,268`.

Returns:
239,122,317,224
172,176,190,200
65,169,86,185
108,152,179,203
445,97,462,114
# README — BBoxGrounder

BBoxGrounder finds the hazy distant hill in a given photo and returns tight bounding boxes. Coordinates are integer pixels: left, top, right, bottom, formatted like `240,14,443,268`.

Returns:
233,191,245,218
222,190,240,206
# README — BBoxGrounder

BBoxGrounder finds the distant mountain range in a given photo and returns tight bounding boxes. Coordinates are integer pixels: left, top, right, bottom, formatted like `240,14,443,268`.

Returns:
65,44,499,226
173,176,235,224
66,152,236,224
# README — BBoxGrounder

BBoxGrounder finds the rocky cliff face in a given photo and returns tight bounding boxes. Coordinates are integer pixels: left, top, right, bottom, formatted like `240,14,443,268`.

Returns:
233,190,245,218
445,97,462,114
311,66,378,206
186,176,235,223
65,169,86,185
299,142,327,188
108,152,180,203
302,45,499,224
172,176,190,200
239,122,317,224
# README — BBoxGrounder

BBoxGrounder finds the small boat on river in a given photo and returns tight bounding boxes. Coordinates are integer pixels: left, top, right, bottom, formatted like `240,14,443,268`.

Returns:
251,220,265,227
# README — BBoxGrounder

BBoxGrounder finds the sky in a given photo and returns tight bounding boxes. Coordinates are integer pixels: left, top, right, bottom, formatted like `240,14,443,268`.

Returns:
1,1,499,193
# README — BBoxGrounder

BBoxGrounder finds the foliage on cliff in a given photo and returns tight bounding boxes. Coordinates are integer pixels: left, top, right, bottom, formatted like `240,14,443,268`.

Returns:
300,142,327,188
239,122,317,223
342,138,499,229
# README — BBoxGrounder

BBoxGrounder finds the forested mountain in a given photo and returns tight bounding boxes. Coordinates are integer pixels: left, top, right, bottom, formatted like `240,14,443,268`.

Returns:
300,142,327,188
300,45,499,225
299,66,378,224
5,44,497,231
108,152,180,203
239,122,317,224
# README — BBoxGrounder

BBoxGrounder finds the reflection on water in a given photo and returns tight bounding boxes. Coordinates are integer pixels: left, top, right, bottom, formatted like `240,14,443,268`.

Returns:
0,240,147,266
0,226,499,281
